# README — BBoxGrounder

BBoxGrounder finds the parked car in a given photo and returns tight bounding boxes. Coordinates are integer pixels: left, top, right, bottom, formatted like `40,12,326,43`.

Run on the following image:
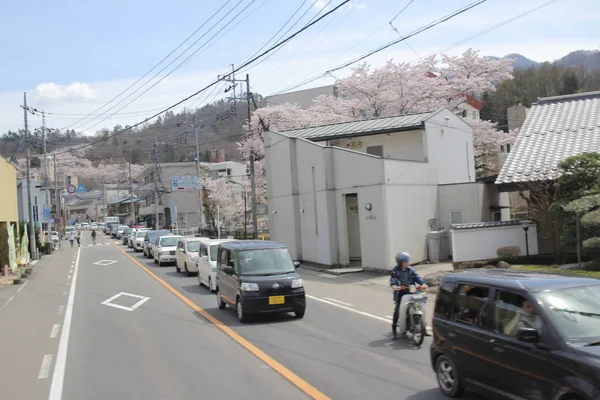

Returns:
65,226,76,236
132,230,149,252
174,237,204,276
215,240,304,323
143,230,171,258
197,238,236,292
81,222,90,230
121,227,132,244
152,235,183,266
129,228,147,248
430,269,600,399
115,225,128,239
90,223,98,230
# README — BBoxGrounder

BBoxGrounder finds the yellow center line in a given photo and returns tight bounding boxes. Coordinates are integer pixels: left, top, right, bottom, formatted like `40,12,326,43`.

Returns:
111,243,330,400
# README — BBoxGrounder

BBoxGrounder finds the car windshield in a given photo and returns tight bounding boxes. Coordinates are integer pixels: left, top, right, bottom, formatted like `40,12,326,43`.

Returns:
136,231,147,238
237,248,295,276
536,284,600,345
159,237,179,247
186,241,200,252
209,245,219,261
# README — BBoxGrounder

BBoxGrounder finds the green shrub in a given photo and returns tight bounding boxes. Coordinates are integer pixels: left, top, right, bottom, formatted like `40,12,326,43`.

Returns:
583,237,600,252
496,246,521,259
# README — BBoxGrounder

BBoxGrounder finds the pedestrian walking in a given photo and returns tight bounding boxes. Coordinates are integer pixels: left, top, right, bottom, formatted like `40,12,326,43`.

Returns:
68,231,75,248
91,229,97,246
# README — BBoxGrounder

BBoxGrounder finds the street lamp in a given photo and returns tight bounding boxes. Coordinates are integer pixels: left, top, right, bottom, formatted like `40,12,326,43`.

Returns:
228,179,247,239
521,220,532,261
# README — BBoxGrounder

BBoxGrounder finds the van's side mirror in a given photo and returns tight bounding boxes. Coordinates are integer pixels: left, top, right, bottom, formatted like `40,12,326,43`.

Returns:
293,261,301,268
516,327,538,343
223,265,234,274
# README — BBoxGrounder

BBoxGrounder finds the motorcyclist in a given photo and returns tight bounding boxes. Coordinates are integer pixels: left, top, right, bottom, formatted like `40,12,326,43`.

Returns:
390,252,428,339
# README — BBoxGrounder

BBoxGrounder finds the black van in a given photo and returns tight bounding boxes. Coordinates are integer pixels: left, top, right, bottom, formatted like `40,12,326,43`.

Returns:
215,240,306,322
431,269,600,399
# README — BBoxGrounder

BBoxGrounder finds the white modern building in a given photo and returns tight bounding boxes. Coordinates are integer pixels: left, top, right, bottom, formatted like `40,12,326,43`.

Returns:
265,108,510,270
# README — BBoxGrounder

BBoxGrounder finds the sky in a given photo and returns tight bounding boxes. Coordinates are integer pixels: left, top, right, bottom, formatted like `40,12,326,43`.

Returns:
1,0,598,136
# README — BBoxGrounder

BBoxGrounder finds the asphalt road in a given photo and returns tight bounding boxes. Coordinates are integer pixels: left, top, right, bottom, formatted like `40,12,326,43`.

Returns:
0,232,484,399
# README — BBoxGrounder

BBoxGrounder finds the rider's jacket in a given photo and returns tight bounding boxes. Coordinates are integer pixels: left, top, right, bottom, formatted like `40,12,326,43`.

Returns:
390,265,424,302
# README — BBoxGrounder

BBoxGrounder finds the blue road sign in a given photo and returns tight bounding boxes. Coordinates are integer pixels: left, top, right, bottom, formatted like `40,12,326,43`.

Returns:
77,183,87,193
54,218,60,223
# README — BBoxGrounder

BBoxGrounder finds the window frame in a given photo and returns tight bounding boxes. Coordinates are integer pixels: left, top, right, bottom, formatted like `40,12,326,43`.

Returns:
366,145,384,157
450,210,464,225
434,280,456,320
451,282,493,330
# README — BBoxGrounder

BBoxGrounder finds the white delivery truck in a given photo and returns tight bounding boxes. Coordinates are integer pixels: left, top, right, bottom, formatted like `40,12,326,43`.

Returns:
104,216,120,224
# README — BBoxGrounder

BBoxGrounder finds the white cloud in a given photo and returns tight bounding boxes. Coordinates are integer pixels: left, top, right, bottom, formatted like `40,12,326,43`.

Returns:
35,82,98,102
313,0,328,11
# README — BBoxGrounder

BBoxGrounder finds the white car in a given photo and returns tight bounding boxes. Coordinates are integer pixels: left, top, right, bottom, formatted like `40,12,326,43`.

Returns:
132,230,149,252
174,237,205,276
51,231,60,242
197,238,237,292
90,223,98,230
81,222,90,230
130,229,148,248
152,235,183,266
116,225,128,239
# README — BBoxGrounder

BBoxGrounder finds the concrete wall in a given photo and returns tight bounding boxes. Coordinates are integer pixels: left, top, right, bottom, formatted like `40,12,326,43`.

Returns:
450,224,539,262
424,109,476,184
328,130,426,162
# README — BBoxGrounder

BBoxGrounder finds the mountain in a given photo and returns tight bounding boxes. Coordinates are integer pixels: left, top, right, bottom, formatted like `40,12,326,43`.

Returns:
556,50,600,72
502,53,540,69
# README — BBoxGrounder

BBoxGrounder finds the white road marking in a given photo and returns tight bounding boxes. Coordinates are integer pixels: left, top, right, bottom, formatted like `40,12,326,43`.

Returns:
49,246,81,400
50,324,61,339
93,260,117,266
67,274,72,280
323,297,353,307
16,280,29,292
0,296,15,311
306,295,391,323
57,305,65,315
38,354,53,379
101,292,150,312
62,292,67,297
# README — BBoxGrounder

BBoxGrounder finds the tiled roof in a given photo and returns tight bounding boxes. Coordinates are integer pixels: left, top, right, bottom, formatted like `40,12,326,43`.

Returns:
278,111,435,141
496,91,600,184
451,221,523,230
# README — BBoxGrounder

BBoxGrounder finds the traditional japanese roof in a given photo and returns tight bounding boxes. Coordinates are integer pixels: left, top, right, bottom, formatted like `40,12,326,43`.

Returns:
278,111,436,142
496,91,600,185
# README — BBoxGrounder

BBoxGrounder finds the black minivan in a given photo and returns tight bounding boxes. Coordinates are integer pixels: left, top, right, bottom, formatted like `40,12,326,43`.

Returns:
215,240,306,322
431,269,600,399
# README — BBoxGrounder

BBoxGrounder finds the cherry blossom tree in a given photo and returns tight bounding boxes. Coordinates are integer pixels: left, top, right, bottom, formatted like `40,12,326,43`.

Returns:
203,177,249,231
218,48,517,218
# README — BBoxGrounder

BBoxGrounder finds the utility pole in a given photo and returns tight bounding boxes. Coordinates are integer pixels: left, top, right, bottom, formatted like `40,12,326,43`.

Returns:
21,93,37,261
128,150,135,224
53,154,61,239
153,138,160,229
41,110,50,232
193,117,204,231
101,178,106,221
246,74,258,239
220,69,259,239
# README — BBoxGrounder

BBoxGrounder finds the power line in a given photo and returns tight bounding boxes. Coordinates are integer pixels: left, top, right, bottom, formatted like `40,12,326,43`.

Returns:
51,0,349,156
73,0,255,133
61,0,236,131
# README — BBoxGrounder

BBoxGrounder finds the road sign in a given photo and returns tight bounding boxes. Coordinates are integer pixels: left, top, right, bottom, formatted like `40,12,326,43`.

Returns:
33,205,39,222
170,202,177,223
43,207,50,221
76,183,87,193
54,218,60,223
66,185,76,194
171,175,200,192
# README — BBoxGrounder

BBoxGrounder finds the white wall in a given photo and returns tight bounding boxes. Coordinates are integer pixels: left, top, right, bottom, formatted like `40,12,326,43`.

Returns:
450,224,539,262
329,130,426,161
384,184,438,265
437,183,484,230
425,109,476,184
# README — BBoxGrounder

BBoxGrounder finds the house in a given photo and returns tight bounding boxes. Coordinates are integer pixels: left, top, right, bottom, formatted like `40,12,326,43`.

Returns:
496,90,600,253
1,157,18,231
264,85,337,109
264,108,509,270
16,179,46,223
106,195,143,225
136,161,247,229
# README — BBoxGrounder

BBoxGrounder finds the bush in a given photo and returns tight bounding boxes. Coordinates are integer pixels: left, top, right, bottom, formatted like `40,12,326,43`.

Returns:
496,246,521,259
583,237,600,252
453,260,497,270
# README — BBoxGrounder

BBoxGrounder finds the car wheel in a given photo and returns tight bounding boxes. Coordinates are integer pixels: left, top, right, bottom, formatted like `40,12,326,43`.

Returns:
175,262,181,273
435,355,463,398
184,263,192,277
237,298,249,323
294,309,305,319
216,289,226,309
198,272,203,287
154,258,158,264
208,277,214,292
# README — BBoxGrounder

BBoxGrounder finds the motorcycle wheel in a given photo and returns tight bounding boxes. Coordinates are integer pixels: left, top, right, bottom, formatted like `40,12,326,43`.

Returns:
412,314,425,347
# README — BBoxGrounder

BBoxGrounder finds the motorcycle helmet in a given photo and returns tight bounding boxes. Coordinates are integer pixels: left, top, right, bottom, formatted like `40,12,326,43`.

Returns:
395,252,410,264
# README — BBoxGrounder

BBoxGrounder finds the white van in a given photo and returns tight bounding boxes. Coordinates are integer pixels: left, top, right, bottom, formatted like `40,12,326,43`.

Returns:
197,238,236,292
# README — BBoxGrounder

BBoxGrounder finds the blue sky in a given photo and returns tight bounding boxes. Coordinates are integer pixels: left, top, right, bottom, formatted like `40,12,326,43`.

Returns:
1,0,598,133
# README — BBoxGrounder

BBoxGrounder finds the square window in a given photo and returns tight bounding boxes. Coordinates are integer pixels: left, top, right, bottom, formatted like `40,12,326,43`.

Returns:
453,284,490,328
450,211,463,225
366,145,384,157
434,281,455,320
493,291,541,337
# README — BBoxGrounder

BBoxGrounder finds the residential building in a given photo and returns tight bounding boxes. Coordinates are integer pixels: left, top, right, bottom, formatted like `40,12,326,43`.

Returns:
507,103,530,132
265,108,509,270
106,195,143,225
1,156,19,234
497,90,600,253
136,161,247,229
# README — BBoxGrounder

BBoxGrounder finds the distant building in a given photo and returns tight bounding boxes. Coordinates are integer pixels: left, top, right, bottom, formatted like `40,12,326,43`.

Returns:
264,85,337,109
507,103,530,132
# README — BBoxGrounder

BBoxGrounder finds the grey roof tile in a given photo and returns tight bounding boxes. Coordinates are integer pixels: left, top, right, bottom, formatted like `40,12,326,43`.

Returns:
278,111,434,141
451,221,523,230
497,91,600,185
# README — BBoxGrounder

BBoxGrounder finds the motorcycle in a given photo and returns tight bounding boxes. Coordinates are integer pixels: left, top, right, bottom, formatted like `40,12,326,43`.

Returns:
396,284,428,346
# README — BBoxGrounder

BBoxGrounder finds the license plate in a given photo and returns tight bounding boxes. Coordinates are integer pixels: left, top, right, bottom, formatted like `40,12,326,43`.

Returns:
269,296,285,305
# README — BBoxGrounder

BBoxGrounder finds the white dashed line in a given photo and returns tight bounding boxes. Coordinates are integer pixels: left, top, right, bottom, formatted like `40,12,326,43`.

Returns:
50,324,61,339
57,305,65,315
38,354,53,379
323,297,354,307
16,280,29,292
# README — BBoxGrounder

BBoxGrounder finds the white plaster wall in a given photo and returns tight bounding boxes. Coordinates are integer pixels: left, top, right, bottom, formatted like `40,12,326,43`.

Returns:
332,147,385,189
329,130,425,161
437,183,481,230
384,184,438,266
425,109,476,184
450,225,539,262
